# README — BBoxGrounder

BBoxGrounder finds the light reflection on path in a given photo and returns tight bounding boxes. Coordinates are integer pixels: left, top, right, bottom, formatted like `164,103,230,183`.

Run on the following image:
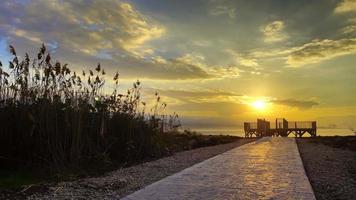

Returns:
122,137,316,200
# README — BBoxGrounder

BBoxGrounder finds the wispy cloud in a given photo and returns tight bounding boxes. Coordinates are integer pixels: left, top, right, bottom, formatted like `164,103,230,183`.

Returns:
147,88,241,102
208,0,236,19
340,18,356,34
226,49,259,67
171,53,241,79
342,25,356,34
175,53,206,68
286,38,356,66
334,0,356,14
261,21,288,43
248,38,356,67
272,99,319,109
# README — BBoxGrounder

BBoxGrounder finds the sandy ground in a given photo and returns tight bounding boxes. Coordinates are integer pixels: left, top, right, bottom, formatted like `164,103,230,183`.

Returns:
297,138,356,200
17,139,254,199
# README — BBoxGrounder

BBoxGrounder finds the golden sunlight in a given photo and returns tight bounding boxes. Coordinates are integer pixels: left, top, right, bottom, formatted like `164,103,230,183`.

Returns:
251,99,267,111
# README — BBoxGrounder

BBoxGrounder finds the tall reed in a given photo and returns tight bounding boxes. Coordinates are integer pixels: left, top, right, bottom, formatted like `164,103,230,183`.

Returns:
0,44,181,171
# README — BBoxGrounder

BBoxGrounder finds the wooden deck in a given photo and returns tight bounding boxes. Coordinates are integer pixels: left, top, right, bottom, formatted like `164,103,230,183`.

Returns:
244,118,317,137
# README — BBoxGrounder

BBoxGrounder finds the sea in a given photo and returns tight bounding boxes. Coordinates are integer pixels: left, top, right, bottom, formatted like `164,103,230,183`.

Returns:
195,128,355,137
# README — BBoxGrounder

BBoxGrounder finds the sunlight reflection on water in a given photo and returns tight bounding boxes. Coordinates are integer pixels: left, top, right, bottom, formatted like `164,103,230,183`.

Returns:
196,128,355,137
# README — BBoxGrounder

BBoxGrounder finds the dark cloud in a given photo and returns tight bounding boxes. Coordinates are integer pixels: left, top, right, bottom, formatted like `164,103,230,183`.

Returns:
145,88,241,100
272,99,319,109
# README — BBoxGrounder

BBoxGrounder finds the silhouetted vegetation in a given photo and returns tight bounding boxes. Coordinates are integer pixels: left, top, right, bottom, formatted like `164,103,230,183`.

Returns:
0,44,184,173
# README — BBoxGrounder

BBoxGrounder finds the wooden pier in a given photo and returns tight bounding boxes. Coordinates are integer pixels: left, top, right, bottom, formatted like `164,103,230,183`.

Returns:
244,118,317,137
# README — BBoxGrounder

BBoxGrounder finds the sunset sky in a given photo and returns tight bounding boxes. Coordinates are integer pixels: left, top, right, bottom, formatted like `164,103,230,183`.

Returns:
0,0,355,129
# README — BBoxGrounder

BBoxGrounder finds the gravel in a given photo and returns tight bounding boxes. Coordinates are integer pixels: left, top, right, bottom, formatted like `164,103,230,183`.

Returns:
297,138,356,200
18,139,254,199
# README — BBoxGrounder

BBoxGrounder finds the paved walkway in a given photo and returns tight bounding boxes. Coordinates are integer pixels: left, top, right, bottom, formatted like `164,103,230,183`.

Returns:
122,137,315,200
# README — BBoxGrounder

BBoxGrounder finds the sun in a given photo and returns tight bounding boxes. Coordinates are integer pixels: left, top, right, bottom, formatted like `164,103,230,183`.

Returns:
251,99,267,111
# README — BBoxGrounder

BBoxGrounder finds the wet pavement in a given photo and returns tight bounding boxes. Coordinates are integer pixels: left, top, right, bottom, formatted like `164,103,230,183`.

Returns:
122,137,316,200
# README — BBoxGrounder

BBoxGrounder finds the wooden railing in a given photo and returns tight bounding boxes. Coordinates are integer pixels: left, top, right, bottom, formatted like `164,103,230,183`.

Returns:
244,122,257,130
287,121,315,129
245,121,316,130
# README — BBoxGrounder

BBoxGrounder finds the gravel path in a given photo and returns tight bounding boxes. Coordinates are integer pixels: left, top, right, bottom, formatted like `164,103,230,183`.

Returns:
24,139,254,199
123,137,315,200
297,139,356,200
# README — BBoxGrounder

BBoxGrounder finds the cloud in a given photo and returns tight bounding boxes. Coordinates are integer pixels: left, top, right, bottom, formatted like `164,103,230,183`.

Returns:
248,37,356,67
1,0,164,58
207,65,241,78
208,0,236,19
334,0,356,14
149,88,241,102
261,21,288,43
163,59,213,79
226,49,259,67
272,99,319,109
126,52,239,80
341,18,356,34
237,57,259,67
192,40,212,47
342,25,356,34
175,53,206,68
0,1,227,80
170,53,241,79
286,38,356,66
9,29,42,44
